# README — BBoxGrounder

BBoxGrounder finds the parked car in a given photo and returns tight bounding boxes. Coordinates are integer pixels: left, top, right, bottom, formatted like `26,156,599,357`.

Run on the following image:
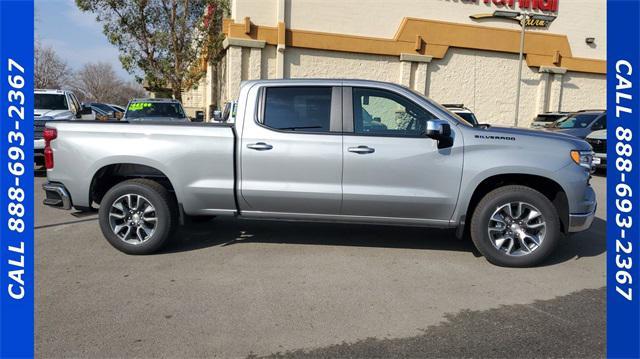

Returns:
87,102,121,120
585,129,606,170
123,98,190,122
442,104,479,126
530,112,569,129
34,89,92,165
42,79,596,267
107,104,126,113
544,110,606,139
106,103,126,120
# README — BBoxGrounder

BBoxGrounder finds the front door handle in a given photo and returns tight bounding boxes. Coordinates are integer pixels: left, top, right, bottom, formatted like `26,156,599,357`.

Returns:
348,145,375,154
247,142,273,151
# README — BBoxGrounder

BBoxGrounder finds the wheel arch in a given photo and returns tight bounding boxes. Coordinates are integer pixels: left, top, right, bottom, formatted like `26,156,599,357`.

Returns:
458,173,570,237
89,162,178,207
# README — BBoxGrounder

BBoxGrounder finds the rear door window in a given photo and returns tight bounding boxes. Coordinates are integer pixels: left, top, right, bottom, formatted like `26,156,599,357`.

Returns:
262,87,332,133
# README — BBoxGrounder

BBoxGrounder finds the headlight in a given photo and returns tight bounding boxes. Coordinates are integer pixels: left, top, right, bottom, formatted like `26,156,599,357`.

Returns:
570,150,593,170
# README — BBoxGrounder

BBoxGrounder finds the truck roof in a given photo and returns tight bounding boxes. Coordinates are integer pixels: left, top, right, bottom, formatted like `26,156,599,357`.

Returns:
240,78,412,88
130,98,180,103
35,89,69,94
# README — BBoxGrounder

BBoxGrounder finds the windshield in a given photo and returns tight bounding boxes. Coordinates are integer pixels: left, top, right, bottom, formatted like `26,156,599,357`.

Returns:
125,101,186,119
35,93,68,110
534,114,565,122
91,103,116,113
553,113,598,129
455,112,478,126
91,106,109,115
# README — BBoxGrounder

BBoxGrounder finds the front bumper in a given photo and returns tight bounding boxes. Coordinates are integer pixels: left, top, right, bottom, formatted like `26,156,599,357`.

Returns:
568,184,597,233
42,182,72,210
568,207,596,232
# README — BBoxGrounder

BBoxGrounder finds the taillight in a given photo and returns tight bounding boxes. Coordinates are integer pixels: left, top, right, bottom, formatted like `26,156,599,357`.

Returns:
43,128,57,169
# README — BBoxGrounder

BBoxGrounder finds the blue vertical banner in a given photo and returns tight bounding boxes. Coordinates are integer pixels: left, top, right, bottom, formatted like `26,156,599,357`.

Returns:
607,0,640,358
0,0,35,358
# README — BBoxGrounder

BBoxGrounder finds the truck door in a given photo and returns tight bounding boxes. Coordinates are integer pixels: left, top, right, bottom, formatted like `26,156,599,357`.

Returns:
341,86,464,223
240,85,343,215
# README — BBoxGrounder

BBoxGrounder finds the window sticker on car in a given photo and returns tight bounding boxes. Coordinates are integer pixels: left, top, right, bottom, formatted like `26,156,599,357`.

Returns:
128,102,152,111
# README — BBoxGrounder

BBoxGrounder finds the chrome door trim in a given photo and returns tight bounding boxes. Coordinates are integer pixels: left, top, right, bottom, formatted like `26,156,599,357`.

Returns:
240,210,452,227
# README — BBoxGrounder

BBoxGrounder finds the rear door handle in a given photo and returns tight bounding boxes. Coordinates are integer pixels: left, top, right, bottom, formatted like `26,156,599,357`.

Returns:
247,142,273,151
348,145,375,154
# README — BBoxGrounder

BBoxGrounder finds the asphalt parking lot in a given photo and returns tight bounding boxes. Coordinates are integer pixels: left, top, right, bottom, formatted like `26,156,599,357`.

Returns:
35,171,607,358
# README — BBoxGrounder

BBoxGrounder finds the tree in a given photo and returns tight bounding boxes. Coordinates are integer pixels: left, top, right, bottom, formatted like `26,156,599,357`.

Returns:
115,81,147,106
72,62,146,105
72,62,122,102
75,0,228,101
34,43,72,89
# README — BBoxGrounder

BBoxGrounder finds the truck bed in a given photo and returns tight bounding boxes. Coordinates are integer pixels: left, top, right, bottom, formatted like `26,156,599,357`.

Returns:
46,121,237,215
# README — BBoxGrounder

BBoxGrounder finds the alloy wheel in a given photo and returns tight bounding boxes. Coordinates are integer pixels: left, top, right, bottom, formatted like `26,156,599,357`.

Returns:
108,194,157,244
487,201,547,256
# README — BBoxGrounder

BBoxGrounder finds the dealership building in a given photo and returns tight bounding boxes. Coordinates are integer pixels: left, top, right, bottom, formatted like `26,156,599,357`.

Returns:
182,0,606,127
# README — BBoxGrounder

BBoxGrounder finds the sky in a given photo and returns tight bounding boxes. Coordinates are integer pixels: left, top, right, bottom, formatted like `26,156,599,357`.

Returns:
35,0,132,80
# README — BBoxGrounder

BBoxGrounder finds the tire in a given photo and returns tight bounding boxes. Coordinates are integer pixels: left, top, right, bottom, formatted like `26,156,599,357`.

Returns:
98,179,177,255
470,185,561,267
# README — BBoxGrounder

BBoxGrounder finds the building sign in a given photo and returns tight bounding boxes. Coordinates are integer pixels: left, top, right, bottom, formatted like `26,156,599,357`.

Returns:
464,0,559,13
524,17,552,27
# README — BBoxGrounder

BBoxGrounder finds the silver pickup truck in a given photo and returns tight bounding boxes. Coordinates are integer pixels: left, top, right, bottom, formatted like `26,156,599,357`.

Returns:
42,79,596,267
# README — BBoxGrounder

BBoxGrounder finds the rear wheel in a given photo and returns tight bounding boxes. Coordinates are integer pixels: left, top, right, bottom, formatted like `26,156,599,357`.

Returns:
99,179,177,254
470,185,561,267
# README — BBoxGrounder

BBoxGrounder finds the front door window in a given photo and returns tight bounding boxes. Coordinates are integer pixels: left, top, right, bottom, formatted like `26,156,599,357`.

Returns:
352,87,436,137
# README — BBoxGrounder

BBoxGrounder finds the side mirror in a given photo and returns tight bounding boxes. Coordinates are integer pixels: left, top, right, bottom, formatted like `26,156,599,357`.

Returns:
426,120,451,138
212,110,223,122
426,120,453,148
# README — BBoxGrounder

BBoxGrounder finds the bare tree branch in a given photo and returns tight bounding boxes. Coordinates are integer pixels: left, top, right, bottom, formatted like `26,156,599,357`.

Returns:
34,44,72,89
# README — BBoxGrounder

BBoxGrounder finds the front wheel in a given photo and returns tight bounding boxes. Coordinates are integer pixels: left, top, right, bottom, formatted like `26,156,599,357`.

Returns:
98,179,177,254
470,185,561,267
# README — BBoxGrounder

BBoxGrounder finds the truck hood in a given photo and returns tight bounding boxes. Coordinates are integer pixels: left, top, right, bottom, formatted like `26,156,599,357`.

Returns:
473,125,591,151
35,109,73,119
586,129,606,140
